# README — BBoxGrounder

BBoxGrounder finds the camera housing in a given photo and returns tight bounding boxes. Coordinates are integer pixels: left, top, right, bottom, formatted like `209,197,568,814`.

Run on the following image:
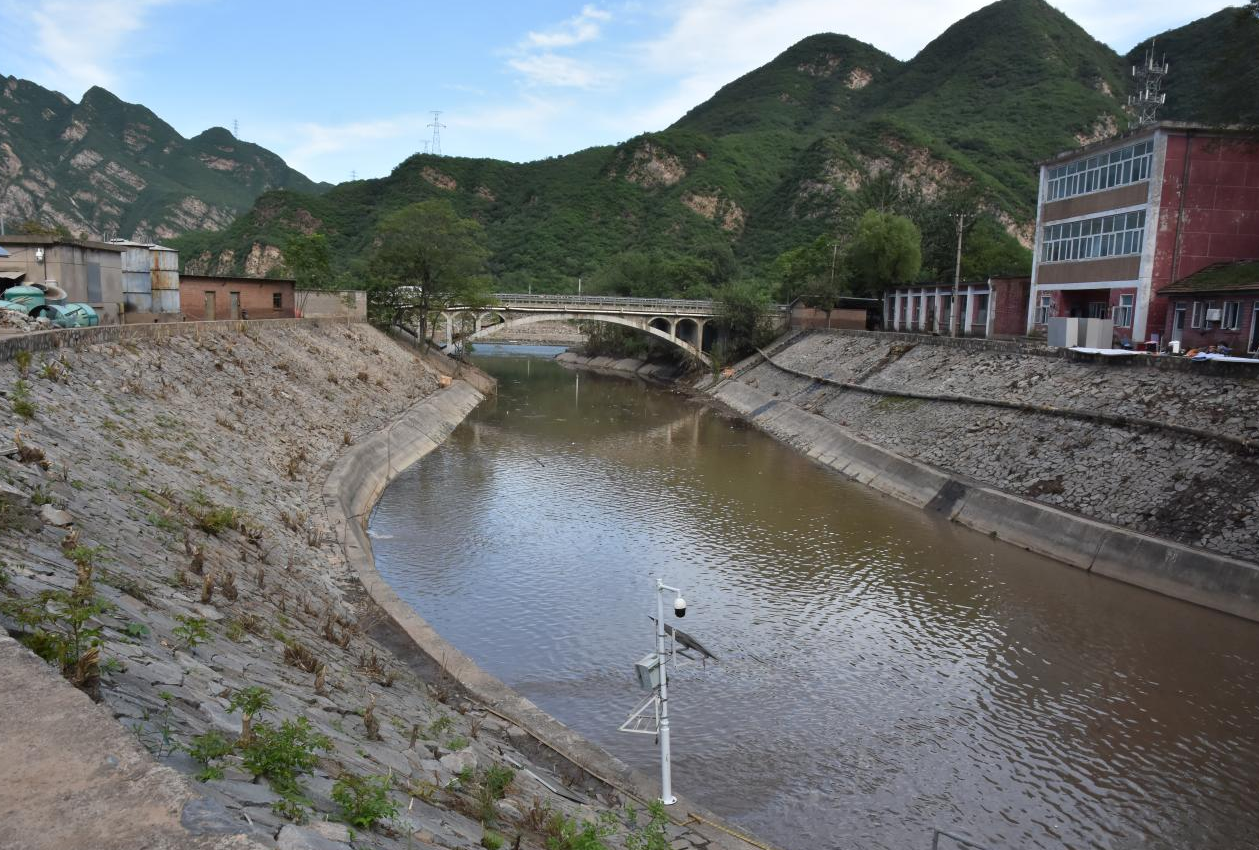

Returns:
673,597,686,618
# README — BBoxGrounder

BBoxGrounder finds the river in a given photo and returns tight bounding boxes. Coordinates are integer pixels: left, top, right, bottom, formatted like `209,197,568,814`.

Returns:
369,345,1259,850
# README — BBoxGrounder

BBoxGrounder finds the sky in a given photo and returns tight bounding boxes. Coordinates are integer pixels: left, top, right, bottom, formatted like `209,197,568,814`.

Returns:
0,0,1237,184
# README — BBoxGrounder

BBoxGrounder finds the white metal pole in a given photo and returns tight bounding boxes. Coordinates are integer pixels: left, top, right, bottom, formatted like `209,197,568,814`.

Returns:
655,578,675,805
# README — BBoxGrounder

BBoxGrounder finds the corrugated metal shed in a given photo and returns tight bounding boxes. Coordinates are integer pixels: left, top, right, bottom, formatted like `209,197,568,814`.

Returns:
111,239,180,314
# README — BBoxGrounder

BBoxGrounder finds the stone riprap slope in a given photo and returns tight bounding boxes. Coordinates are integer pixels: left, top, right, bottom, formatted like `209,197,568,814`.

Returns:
736,332,1259,562
0,325,679,850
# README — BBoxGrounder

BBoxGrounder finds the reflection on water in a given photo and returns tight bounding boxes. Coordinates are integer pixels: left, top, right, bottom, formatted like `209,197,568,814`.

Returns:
370,347,1259,850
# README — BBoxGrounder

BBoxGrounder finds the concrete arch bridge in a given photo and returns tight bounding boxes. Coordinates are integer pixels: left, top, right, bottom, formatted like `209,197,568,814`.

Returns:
437,293,788,360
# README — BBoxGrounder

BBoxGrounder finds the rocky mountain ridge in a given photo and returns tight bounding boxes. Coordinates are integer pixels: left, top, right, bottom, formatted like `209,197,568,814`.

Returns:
0,78,325,242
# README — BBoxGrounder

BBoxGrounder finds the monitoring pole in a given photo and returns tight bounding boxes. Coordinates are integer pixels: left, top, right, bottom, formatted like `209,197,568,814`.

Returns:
951,212,970,337
655,578,679,805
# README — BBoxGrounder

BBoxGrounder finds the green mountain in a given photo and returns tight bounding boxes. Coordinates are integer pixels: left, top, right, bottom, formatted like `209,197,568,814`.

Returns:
0,77,326,242
173,0,1246,291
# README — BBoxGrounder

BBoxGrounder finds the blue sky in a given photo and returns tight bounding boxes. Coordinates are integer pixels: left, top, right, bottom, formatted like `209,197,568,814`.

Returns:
0,0,1236,184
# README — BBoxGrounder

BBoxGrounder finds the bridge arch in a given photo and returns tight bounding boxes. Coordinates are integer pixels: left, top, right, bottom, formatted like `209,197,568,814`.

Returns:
462,312,708,360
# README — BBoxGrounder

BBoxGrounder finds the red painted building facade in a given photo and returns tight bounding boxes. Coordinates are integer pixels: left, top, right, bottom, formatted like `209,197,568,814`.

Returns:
1028,123,1259,345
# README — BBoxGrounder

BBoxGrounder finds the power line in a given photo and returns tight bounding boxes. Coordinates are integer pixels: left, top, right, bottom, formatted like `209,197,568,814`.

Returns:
427,110,446,156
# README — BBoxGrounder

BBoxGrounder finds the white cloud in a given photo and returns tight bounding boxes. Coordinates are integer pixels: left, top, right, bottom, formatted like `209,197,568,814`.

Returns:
506,4,616,89
507,53,612,89
285,116,425,163
522,4,611,49
1,0,179,96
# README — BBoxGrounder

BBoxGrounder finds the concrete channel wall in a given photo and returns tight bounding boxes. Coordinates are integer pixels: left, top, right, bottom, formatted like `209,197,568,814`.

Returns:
325,382,777,850
706,336,1259,623
0,316,358,360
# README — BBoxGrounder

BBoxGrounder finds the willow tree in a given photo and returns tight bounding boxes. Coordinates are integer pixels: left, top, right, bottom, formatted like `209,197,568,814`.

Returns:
367,200,491,347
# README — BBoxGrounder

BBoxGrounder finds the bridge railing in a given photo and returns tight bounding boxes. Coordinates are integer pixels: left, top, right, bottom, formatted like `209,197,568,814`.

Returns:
462,293,790,315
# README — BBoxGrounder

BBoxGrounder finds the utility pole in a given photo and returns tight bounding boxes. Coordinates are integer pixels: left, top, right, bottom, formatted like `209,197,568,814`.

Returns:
577,276,582,296
951,212,970,337
829,241,840,290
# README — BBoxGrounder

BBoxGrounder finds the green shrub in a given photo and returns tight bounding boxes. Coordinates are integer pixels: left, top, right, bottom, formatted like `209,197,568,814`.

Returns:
332,772,398,830
482,831,505,850
187,730,234,782
173,615,210,650
241,716,331,800
11,379,35,420
625,801,671,850
447,735,469,751
545,812,615,850
483,765,515,800
194,505,240,535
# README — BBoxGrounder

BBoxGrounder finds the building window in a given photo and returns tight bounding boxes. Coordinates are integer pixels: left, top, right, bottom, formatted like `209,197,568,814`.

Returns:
1035,294,1054,325
272,292,283,309
1046,140,1155,201
86,262,102,303
1191,301,1205,329
1112,294,1134,328
1222,301,1241,331
1041,210,1146,264
1087,301,1108,319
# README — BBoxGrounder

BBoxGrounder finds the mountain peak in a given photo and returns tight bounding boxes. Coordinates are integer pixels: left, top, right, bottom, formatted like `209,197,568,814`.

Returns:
670,31,899,136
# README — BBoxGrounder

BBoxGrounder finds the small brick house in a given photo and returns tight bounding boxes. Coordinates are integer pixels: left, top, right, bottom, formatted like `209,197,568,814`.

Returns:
1160,261,1259,353
180,274,296,321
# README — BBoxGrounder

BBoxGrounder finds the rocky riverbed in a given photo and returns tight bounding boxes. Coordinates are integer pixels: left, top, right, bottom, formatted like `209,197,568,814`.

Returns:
0,323,715,850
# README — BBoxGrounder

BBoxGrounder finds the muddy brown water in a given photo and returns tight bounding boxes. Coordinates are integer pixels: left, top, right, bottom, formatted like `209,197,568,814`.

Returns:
369,346,1259,850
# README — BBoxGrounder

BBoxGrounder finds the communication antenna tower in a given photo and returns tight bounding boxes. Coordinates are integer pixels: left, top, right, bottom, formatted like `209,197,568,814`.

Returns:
1129,44,1169,127
427,110,446,156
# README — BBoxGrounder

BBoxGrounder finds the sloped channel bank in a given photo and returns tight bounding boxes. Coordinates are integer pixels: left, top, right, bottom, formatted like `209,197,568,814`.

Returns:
0,320,766,850
700,330,1259,621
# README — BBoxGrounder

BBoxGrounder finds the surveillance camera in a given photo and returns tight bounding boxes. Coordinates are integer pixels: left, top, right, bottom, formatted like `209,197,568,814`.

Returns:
673,596,686,618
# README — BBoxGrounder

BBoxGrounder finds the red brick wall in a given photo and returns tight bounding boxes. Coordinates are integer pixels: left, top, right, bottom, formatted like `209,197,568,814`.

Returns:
989,277,1030,337
1151,134,1259,334
1165,295,1259,353
180,276,296,321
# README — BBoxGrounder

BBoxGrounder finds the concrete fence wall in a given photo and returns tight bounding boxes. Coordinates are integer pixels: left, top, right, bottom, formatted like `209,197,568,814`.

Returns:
0,316,358,362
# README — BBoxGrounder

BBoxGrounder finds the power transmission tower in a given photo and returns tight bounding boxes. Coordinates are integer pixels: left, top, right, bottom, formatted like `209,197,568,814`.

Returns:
427,111,446,156
351,170,357,181
232,119,239,138
1129,45,1169,127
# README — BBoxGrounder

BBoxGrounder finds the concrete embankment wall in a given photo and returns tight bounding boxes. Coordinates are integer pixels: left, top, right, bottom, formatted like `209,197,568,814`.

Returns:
705,331,1259,622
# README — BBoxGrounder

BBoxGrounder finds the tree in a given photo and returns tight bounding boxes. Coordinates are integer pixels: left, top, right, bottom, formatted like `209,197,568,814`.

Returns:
770,236,845,307
282,233,332,290
845,210,921,295
367,200,491,347
714,279,775,361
